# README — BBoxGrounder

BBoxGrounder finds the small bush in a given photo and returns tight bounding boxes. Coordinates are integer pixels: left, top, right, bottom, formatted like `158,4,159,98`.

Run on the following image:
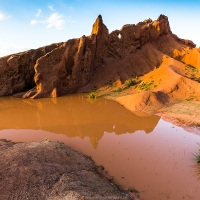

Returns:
196,154,200,163
137,81,154,91
185,96,194,101
87,92,97,99
113,87,123,93
195,77,200,83
189,75,200,83
185,65,199,73
124,79,137,88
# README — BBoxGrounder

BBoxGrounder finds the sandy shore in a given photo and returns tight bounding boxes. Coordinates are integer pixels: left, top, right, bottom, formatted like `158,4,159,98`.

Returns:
156,100,200,134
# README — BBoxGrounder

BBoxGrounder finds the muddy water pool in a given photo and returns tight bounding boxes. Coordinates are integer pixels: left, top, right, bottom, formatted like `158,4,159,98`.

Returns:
0,95,200,200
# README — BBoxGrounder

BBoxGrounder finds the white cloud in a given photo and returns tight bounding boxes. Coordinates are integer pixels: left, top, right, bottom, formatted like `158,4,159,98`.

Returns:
30,13,65,30
36,9,42,17
30,6,66,30
48,6,56,12
0,12,9,21
46,13,65,29
30,20,38,25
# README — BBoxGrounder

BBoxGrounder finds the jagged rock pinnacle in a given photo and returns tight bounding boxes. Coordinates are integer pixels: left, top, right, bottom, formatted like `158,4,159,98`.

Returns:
91,15,108,36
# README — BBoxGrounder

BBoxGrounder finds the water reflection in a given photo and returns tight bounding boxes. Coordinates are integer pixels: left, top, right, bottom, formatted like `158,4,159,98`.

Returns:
0,95,160,148
1,95,200,199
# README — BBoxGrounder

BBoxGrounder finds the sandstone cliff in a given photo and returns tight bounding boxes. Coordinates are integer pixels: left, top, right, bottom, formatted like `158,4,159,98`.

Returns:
0,14,199,101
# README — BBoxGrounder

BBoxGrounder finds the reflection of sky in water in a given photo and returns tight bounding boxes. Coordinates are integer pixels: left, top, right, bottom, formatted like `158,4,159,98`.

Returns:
0,95,200,200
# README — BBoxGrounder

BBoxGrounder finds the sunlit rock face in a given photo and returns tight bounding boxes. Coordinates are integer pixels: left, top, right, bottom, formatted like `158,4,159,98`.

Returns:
0,44,60,97
0,15,197,98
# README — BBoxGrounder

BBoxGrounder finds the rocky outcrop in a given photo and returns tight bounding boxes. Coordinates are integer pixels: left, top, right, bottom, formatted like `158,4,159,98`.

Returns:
23,15,109,98
0,43,62,96
0,14,197,98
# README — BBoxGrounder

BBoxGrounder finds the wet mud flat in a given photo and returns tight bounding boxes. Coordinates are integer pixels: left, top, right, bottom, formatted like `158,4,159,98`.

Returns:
0,139,133,200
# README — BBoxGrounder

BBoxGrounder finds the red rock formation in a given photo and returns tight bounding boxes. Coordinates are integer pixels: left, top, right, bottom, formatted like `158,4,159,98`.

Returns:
0,15,197,98
0,44,62,96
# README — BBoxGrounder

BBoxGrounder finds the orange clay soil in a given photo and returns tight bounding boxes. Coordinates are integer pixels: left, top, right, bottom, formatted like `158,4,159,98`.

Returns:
97,52,200,128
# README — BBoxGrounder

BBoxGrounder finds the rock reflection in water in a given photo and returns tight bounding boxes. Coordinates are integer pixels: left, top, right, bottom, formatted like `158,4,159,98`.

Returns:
0,95,160,148
1,95,200,200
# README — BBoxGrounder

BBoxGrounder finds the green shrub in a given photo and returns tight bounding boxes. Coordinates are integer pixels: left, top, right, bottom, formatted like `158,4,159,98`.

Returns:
87,92,97,99
195,77,200,83
113,87,123,93
185,96,194,101
124,79,137,88
185,65,199,73
137,81,154,91
189,75,200,83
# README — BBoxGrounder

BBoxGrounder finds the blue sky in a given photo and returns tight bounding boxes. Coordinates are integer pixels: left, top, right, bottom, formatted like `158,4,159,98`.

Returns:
0,0,199,56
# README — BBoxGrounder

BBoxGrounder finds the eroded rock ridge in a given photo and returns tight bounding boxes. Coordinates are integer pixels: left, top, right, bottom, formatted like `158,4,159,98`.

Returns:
0,15,197,98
